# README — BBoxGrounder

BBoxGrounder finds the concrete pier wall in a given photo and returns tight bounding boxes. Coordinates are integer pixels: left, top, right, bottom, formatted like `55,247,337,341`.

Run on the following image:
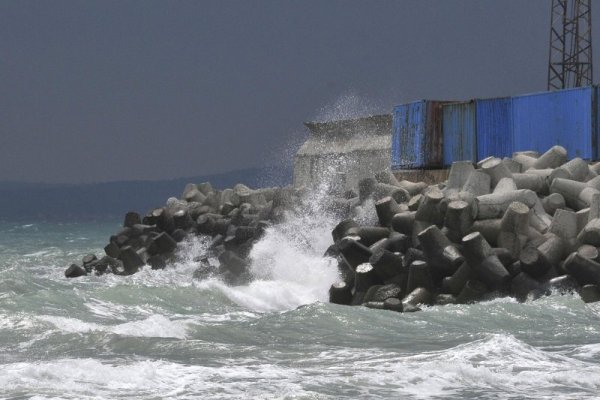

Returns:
294,115,392,192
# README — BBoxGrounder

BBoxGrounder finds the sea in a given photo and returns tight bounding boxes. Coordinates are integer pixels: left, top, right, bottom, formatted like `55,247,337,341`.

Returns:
2,191,600,399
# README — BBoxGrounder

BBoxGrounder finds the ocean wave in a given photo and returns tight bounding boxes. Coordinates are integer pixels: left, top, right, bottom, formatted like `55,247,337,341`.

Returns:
2,334,600,399
36,314,189,339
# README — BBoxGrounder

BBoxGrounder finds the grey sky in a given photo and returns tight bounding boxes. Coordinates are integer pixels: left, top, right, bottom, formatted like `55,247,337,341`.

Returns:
1,0,598,183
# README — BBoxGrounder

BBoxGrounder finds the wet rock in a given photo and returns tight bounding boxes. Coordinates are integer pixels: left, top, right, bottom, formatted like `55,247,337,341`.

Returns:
329,281,353,305
406,260,435,294
117,246,145,275
338,236,373,271
147,254,167,270
148,232,177,255
383,297,404,312
579,284,600,303
82,254,97,267
123,212,142,228
402,287,432,309
456,280,488,304
65,264,86,278
104,242,121,258
462,232,510,291
354,263,383,293
369,248,403,282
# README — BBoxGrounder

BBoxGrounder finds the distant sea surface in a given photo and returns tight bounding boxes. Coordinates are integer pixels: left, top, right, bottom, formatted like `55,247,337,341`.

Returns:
2,219,600,399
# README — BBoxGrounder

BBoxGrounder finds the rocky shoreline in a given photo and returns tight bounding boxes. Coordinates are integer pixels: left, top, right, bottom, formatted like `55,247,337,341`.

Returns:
67,146,600,312
65,181,302,285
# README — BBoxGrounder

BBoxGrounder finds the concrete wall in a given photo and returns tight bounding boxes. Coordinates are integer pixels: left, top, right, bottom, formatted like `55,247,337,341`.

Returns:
293,114,392,192
393,169,449,185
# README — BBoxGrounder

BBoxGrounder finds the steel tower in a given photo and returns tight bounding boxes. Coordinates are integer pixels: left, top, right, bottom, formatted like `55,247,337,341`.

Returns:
547,0,593,90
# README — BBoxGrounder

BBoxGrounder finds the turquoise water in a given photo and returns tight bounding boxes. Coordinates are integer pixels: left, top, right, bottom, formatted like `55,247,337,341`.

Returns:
2,219,600,399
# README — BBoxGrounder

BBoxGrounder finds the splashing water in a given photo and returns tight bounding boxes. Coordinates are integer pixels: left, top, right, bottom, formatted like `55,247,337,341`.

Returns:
314,91,387,122
195,164,344,312
192,93,390,312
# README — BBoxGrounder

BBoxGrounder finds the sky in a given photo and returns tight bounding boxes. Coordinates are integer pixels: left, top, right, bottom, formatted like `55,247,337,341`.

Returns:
1,0,598,183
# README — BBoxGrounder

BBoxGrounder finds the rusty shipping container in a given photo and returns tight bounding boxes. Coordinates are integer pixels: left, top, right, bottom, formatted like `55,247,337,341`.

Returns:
392,100,446,169
442,101,477,165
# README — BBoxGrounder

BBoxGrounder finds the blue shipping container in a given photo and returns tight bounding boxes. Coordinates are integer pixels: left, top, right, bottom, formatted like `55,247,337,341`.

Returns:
596,85,600,159
443,101,476,165
512,87,595,159
392,100,445,169
476,97,514,160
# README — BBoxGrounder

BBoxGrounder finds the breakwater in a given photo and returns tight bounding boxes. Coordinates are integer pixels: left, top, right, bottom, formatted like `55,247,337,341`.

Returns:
67,145,600,312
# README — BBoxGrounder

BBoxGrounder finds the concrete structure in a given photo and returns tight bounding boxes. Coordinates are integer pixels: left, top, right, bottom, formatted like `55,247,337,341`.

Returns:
294,114,392,192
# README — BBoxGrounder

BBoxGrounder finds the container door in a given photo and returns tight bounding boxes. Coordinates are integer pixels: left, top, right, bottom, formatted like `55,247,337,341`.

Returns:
512,87,594,159
392,101,425,168
476,97,513,161
443,102,476,165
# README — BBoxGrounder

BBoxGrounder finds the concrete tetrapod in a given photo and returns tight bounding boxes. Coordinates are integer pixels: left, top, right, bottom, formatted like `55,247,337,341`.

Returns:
402,287,433,311
577,218,600,246
329,281,353,305
549,157,589,182
374,169,401,186
493,177,518,194
397,180,428,196
445,161,475,191
510,272,542,302
462,170,492,196
579,284,600,303
544,274,579,295
470,219,501,247
542,193,566,216
549,209,579,253
338,236,373,271
577,245,600,262
332,219,359,243
461,232,510,291
415,188,445,226
374,183,410,204
417,225,463,278
375,196,401,227
497,201,530,259
532,145,567,170
513,152,538,171
456,280,488,304
369,248,404,282
123,212,142,228
406,260,435,295
347,226,391,247
384,232,411,253
391,211,416,236
443,200,473,243
65,264,86,278
363,283,403,303
512,173,547,194
442,262,472,296
354,263,383,294
481,158,513,188
503,158,522,174
358,177,378,202
563,252,600,287
550,178,600,211
408,195,422,211
117,246,145,275
473,189,537,220
383,297,404,312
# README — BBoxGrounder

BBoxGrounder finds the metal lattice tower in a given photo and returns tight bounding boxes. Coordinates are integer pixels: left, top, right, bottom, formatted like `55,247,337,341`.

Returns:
547,0,593,90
